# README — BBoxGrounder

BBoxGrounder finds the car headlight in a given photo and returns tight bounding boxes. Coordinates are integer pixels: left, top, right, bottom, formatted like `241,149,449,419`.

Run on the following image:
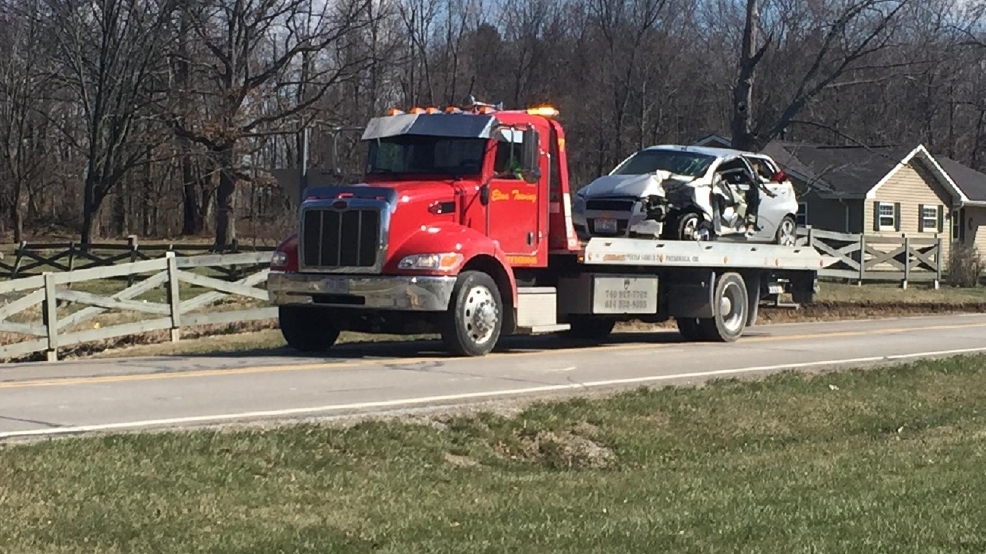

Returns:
573,193,586,214
398,252,463,271
271,251,289,268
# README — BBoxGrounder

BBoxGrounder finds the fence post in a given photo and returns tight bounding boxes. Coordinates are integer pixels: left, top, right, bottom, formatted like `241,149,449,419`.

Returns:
67,241,77,272
935,237,942,289
857,235,866,286
12,240,26,278
127,235,139,287
42,272,58,362
902,237,910,289
166,252,181,342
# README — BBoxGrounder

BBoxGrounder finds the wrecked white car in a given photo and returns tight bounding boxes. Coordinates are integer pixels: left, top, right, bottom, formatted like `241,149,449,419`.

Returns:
572,145,799,245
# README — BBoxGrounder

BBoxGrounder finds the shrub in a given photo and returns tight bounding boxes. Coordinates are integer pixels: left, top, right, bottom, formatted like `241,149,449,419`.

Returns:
947,242,985,287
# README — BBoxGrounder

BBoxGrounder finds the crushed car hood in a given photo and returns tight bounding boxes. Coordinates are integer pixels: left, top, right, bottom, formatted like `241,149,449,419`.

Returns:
579,170,684,198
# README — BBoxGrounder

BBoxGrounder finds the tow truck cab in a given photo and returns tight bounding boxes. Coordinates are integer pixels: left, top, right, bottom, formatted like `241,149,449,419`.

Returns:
266,101,826,357
267,101,586,356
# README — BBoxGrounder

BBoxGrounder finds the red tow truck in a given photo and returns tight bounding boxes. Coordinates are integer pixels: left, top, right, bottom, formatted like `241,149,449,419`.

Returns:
266,99,833,356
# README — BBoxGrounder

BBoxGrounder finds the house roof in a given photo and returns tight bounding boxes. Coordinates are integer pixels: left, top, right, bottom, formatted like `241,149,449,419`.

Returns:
936,156,986,203
691,134,986,205
760,142,915,198
691,133,732,148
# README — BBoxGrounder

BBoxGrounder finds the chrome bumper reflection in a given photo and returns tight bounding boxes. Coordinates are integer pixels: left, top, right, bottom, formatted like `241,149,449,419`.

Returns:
267,272,456,311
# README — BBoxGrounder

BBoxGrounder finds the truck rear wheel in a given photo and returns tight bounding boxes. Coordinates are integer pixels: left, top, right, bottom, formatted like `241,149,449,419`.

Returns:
675,317,702,341
441,270,503,357
279,305,340,352
568,316,616,341
697,272,748,342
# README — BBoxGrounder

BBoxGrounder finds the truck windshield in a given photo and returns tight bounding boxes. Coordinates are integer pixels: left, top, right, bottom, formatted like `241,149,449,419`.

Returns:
611,149,715,177
366,135,487,177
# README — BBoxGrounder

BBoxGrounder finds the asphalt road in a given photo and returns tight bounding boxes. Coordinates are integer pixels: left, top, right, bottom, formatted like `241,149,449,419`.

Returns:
3,314,986,441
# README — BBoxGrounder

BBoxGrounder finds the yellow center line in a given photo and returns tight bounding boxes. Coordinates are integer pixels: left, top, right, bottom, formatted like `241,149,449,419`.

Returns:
3,321,986,390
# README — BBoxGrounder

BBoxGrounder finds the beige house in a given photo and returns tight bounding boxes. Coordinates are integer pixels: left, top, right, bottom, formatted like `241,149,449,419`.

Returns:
692,134,986,261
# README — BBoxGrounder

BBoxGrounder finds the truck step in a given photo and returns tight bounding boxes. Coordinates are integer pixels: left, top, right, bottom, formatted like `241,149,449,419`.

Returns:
516,324,571,335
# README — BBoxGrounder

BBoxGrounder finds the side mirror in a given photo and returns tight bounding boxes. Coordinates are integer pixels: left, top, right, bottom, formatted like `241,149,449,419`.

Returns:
521,126,541,184
480,183,490,206
772,170,788,182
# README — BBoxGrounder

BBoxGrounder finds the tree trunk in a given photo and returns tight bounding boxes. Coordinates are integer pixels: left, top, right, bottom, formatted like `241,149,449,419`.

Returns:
180,150,200,235
10,182,23,243
113,179,128,237
731,0,761,152
81,170,102,245
213,145,237,250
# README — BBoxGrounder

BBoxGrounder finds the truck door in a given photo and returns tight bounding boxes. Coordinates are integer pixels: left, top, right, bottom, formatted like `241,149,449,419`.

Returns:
486,130,540,262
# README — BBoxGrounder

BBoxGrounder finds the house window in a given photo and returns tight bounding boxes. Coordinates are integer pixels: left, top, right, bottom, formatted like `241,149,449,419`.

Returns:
952,207,965,241
919,205,940,233
796,202,808,226
877,202,896,230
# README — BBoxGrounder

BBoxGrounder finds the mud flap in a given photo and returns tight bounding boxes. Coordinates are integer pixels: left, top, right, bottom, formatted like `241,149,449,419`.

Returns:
666,271,716,319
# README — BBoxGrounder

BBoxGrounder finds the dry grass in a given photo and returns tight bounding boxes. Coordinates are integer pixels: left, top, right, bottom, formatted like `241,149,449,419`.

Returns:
3,355,986,552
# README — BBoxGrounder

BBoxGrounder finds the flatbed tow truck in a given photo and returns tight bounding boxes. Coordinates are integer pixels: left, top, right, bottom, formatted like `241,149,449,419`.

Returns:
266,100,836,356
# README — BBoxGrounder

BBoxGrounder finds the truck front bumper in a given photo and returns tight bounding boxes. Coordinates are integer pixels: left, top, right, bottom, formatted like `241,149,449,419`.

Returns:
267,272,457,311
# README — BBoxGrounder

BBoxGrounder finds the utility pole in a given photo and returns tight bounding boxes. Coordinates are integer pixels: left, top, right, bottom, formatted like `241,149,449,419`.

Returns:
298,126,310,207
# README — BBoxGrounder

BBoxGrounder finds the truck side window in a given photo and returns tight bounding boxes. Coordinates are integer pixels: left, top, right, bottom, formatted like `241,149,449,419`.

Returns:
494,139,522,179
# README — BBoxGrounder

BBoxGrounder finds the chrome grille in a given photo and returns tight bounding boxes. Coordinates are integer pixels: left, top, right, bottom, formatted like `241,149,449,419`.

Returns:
301,208,381,269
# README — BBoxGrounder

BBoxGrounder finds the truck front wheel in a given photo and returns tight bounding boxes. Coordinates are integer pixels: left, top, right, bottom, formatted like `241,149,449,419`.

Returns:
278,305,341,352
697,272,748,342
441,270,503,357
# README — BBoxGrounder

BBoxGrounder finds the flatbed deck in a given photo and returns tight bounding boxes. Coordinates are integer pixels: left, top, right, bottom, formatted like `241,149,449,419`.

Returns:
578,237,837,271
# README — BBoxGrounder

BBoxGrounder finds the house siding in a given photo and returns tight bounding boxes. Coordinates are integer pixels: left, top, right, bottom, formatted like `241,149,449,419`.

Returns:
864,160,953,264
791,180,865,234
962,207,986,260
801,194,849,232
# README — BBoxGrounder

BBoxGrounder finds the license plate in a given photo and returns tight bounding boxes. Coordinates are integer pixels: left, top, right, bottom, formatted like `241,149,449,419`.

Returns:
321,278,349,295
592,276,658,314
595,218,617,233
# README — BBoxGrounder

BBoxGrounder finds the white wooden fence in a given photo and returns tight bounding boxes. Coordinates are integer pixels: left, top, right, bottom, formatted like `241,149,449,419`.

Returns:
0,252,273,362
797,227,943,288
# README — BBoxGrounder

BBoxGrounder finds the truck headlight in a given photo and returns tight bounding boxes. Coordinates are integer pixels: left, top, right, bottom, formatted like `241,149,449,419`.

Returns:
271,251,289,268
398,252,463,271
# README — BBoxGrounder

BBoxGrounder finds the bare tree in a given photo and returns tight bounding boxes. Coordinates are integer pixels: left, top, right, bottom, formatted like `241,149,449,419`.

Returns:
44,0,176,243
172,0,376,249
730,0,912,151
0,0,53,241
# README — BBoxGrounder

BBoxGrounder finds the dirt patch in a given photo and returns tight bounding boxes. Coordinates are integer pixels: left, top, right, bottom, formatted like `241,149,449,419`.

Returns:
496,427,616,470
443,452,480,467
615,300,986,332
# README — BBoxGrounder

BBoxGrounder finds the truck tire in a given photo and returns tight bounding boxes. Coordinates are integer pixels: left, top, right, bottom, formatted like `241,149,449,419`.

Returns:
675,317,702,341
278,305,340,352
441,270,503,357
697,272,748,342
568,316,616,341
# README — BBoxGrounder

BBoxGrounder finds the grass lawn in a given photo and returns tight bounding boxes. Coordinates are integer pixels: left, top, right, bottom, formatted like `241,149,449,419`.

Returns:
3,355,986,552
815,280,986,304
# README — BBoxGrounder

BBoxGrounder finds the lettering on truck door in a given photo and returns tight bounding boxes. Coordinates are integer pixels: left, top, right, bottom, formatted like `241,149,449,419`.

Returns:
488,130,539,262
